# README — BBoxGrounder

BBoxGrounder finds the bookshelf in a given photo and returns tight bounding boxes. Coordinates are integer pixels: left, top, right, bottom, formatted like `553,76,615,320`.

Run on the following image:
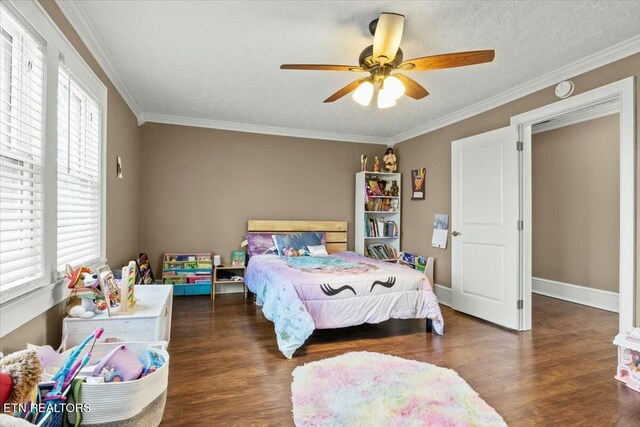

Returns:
355,171,401,261
162,252,213,296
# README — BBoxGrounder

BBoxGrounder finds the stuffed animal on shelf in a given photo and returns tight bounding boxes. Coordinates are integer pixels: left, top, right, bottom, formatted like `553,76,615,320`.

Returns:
383,147,397,172
65,265,108,318
0,349,42,408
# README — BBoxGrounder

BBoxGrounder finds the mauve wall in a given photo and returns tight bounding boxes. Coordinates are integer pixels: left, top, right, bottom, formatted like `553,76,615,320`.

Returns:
395,52,640,325
532,115,619,292
1,1,140,353
138,123,385,274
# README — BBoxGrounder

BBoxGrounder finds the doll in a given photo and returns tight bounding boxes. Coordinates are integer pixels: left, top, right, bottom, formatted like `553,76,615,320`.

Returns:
383,147,397,172
373,156,380,172
360,155,368,171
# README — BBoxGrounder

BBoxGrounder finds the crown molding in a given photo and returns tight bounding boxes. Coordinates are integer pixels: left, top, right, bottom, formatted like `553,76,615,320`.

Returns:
55,0,144,123
143,113,390,145
54,0,640,145
531,101,618,134
389,34,640,145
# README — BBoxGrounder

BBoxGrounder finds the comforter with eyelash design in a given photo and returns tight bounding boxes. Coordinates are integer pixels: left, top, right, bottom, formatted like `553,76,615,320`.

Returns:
245,251,444,358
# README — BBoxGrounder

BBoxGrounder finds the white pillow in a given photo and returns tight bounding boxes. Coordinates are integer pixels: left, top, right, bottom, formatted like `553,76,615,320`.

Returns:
307,244,329,256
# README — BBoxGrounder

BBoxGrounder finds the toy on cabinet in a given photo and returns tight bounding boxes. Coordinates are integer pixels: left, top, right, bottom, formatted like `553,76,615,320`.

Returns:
373,156,380,172
65,265,108,318
118,261,137,314
614,328,640,392
98,264,121,315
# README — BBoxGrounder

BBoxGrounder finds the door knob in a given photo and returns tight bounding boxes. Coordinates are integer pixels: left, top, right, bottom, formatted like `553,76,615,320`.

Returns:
451,231,461,236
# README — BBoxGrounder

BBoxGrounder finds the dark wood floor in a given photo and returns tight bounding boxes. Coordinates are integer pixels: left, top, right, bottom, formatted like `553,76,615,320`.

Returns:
161,294,640,426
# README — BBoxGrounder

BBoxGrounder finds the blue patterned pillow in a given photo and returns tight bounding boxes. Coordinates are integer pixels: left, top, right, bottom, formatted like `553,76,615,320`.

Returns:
272,232,325,256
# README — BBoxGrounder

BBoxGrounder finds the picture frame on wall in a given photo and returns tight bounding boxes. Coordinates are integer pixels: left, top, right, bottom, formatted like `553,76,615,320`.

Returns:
411,168,426,200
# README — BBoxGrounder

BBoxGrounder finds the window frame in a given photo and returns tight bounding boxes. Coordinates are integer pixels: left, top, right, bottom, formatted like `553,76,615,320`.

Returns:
0,0,107,337
0,5,46,301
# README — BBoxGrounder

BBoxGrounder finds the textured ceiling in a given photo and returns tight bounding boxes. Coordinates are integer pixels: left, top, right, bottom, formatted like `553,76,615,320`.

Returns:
72,1,640,141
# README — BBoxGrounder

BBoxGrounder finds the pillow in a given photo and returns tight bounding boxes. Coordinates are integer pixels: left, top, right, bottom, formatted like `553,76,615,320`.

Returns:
272,232,325,256
307,244,329,256
246,233,279,256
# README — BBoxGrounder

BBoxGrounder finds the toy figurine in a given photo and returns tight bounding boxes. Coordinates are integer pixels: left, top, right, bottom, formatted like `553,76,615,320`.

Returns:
373,156,380,172
360,155,368,171
65,265,108,318
383,147,397,172
390,180,400,196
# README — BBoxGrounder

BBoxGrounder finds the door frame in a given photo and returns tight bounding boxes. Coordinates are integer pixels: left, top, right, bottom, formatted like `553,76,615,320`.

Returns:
511,76,636,333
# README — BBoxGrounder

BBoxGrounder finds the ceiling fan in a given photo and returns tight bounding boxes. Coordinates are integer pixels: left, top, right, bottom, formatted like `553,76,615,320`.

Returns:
280,12,495,109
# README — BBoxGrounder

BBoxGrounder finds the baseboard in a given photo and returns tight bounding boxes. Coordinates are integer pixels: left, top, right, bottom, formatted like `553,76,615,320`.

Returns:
532,277,619,313
434,284,452,307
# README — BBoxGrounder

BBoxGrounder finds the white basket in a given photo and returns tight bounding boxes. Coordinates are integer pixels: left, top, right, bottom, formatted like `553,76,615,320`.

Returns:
61,341,169,425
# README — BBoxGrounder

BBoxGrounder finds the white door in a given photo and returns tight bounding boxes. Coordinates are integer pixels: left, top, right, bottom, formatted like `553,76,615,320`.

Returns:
451,126,520,329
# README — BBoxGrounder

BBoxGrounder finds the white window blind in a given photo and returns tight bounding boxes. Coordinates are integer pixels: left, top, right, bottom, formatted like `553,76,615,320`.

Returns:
0,5,45,295
57,66,101,270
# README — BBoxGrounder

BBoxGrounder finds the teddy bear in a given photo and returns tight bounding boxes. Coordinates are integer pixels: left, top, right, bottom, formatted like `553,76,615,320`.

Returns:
65,265,108,318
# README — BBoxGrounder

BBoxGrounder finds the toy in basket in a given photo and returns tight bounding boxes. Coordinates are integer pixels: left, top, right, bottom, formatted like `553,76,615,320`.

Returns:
63,341,169,425
614,327,640,392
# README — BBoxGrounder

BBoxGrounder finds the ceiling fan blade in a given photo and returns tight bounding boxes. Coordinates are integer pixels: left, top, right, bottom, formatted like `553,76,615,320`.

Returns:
373,12,404,65
394,74,429,99
280,64,366,72
324,78,370,103
398,50,495,71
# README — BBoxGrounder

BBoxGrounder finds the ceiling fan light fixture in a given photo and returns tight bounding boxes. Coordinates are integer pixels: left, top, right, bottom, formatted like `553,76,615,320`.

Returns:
352,80,374,106
377,88,397,109
383,75,405,100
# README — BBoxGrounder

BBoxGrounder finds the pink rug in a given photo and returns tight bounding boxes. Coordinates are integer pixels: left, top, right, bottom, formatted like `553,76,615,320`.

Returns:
291,352,506,427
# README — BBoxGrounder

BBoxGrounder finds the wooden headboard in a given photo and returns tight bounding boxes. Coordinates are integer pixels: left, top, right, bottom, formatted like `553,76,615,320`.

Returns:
247,220,348,253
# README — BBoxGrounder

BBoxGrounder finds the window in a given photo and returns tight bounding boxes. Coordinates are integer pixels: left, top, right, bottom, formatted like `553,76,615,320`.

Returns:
0,5,45,296
57,67,101,269
0,1,105,319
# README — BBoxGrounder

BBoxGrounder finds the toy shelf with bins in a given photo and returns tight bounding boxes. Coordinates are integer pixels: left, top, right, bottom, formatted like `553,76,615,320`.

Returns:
355,171,401,262
162,252,213,296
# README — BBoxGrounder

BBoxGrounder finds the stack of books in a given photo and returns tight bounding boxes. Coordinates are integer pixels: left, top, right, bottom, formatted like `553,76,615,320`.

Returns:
366,244,398,260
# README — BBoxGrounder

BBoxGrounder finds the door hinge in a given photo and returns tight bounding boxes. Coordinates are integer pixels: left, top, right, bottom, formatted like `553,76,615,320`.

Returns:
517,220,523,230
517,299,524,310
516,141,523,151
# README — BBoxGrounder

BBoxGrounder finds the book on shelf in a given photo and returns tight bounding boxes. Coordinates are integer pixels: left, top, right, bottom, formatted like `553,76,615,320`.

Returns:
365,198,398,212
366,244,398,260
364,218,398,238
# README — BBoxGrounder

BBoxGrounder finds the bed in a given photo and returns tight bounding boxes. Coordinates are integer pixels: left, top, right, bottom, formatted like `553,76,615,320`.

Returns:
244,220,444,358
